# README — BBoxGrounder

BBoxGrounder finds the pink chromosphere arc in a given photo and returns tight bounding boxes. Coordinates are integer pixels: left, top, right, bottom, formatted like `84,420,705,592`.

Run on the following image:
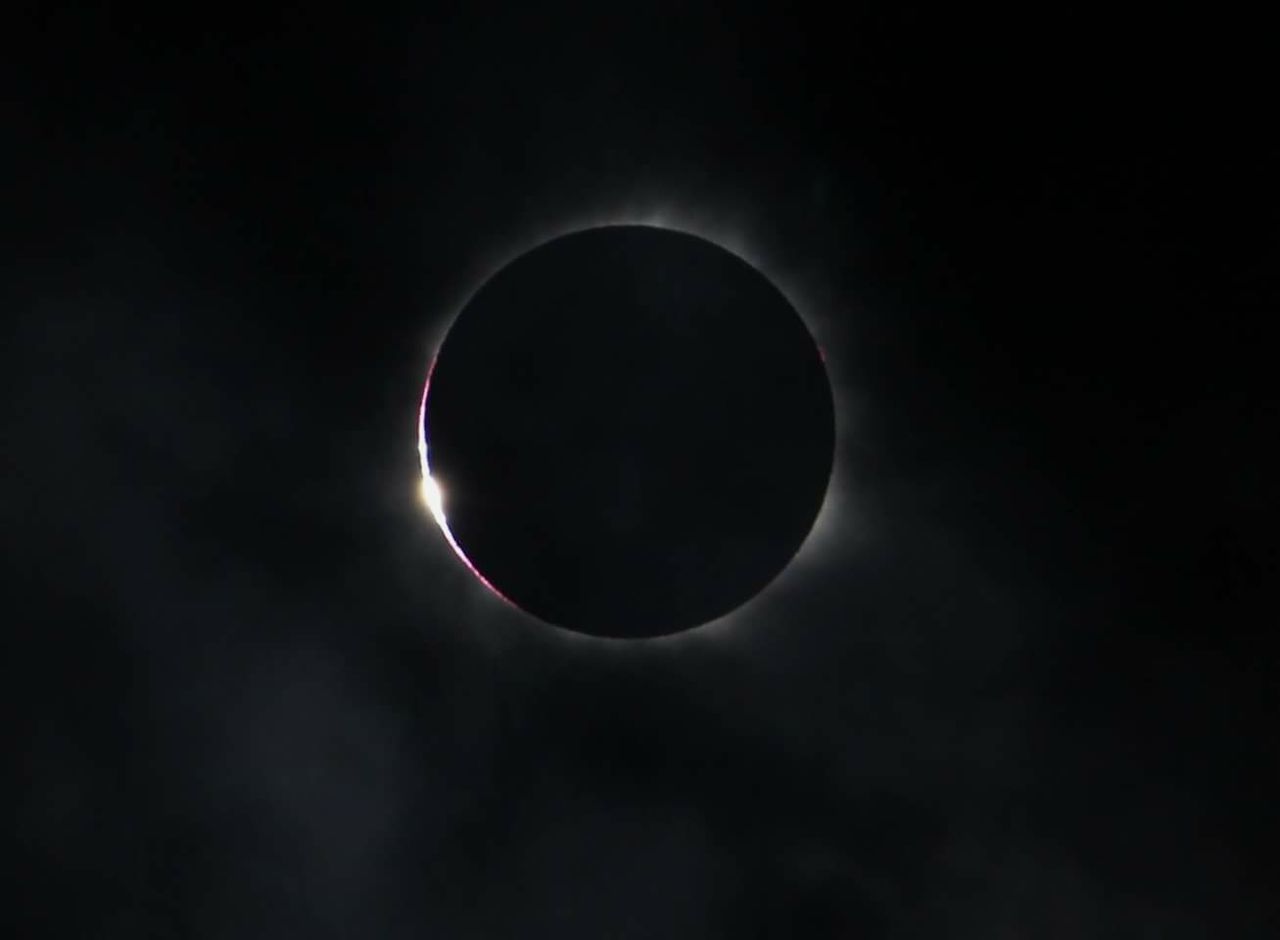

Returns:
417,356,515,607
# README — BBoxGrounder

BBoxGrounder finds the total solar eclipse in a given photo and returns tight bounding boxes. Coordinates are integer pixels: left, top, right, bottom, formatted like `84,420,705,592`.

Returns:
420,224,834,638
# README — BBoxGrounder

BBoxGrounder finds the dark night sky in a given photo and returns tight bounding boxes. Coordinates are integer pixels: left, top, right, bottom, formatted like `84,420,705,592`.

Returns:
6,5,1275,937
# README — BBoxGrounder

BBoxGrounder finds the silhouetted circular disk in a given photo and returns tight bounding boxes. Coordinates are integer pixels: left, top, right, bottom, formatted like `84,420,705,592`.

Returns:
422,225,834,638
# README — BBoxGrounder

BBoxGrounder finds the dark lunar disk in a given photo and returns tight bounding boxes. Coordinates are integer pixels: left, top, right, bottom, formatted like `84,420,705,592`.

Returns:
422,225,835,638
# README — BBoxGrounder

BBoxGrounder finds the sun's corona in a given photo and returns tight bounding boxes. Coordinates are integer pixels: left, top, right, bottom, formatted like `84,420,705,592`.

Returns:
415,215,849,639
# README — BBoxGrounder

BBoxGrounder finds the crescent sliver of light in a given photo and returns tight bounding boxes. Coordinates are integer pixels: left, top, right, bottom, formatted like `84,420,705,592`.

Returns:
417,354,516,608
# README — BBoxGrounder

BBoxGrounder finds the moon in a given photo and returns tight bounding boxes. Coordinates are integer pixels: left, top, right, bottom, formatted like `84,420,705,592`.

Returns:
420,224,834,638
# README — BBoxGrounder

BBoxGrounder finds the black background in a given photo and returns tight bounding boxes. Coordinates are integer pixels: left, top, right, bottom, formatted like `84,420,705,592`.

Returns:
6,4,1275,937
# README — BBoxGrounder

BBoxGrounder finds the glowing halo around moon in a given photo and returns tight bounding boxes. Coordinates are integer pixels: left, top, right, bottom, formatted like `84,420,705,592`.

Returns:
415,211,854,640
